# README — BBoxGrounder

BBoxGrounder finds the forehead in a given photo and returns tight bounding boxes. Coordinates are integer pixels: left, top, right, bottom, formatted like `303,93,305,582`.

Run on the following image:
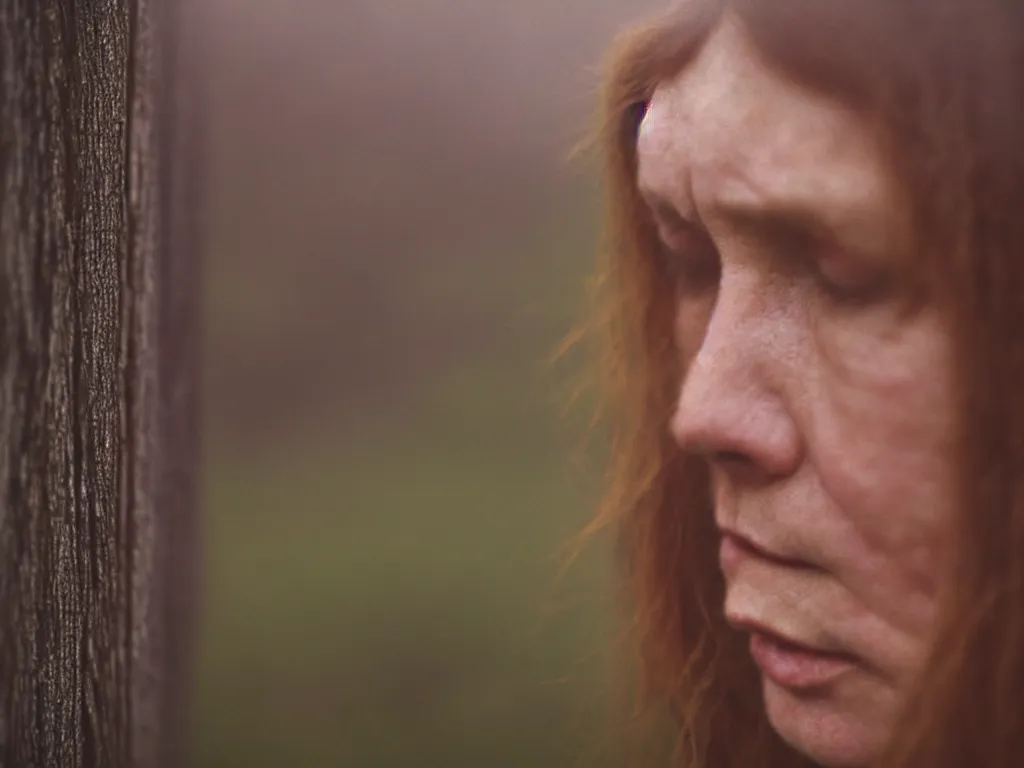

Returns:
636,14,895,233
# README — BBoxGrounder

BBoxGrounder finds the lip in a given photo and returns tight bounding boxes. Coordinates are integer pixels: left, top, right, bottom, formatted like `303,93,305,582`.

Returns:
748,629,856,690
727,615,858,690
719,531,857,689
718,530,815,578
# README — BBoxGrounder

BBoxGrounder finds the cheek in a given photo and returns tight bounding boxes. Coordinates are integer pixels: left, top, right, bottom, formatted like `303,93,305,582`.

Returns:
674,293,716,363
805,312,957,626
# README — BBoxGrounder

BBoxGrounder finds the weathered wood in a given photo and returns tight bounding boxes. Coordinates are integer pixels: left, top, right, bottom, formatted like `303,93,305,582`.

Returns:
0,0,200,766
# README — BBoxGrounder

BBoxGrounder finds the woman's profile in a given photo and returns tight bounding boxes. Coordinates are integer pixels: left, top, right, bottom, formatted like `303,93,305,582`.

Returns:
590,1,1024,766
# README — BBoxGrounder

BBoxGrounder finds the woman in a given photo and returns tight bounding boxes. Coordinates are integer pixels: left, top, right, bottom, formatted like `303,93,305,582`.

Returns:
591,0,1024,766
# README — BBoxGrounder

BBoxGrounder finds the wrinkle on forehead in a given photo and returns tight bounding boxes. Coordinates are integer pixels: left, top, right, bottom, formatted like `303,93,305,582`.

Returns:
636,13,898,243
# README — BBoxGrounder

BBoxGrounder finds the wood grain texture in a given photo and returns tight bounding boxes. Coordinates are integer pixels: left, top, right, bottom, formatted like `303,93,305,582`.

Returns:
0,0,200,766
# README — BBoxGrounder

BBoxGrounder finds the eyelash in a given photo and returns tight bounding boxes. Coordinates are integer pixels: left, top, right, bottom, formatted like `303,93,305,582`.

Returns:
801,246,890,307
814,268,869,304
819,271,890,307
657,231,887,307
656,235,720,293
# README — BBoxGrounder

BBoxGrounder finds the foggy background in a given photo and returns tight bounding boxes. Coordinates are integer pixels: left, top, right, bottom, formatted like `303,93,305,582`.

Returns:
191,1,661,765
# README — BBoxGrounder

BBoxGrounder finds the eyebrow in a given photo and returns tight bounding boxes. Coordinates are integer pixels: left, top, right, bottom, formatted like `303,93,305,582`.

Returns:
641,189,846,252
717,199,834,249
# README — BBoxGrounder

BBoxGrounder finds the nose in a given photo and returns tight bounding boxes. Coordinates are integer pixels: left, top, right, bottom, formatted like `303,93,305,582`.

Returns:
670,277,803,481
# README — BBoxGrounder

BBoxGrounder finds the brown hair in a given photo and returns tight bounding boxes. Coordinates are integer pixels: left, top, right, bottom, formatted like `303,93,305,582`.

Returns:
588,1,1024,765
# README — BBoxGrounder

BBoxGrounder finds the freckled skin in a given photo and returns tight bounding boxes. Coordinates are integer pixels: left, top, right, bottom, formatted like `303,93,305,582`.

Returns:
636,15,957,768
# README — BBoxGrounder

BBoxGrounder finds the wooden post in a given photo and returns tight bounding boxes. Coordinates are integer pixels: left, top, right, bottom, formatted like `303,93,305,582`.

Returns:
0,1,201,766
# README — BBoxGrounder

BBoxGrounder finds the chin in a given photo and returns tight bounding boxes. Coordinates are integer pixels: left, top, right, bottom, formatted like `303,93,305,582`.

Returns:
762,678,888,768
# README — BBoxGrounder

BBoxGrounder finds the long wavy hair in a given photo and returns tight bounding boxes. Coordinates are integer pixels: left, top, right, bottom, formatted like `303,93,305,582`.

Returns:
588,1,1024,765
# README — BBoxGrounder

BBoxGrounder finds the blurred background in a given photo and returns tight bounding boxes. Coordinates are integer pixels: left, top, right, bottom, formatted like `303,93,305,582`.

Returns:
190,1,661,766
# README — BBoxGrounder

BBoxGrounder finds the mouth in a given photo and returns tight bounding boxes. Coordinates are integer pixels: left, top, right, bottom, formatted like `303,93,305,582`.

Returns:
719,530,858,689
719,530,817,575
745,625,858,690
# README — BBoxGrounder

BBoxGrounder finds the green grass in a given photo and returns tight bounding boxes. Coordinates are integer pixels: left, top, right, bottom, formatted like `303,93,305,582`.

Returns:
188,184,629,767
189,357,621,768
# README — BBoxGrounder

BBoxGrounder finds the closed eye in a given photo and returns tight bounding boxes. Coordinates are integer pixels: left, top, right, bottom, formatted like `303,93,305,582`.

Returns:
640,192,720,293
655,228,720,293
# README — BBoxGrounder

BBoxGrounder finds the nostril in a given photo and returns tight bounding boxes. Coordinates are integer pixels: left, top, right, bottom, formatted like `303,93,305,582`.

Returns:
714,449,750,466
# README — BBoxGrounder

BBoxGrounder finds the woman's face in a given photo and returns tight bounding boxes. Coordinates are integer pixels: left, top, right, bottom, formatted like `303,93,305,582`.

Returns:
635,14,957,768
